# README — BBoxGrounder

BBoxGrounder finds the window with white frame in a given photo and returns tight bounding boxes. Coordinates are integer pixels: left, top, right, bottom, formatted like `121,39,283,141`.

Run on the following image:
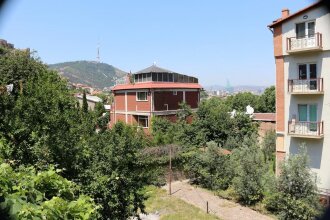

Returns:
173,91,177,95
136,92,147,101
138,116,148,128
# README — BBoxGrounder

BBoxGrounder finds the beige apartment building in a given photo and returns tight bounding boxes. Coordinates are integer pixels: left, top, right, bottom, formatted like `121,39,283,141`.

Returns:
269,1,330,200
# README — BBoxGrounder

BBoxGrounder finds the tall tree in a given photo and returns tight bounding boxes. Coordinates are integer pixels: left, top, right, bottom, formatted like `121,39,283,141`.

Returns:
225,92,259,112
80,122,149,219
257,86,275,113
82,90,88,113
231,136,267,205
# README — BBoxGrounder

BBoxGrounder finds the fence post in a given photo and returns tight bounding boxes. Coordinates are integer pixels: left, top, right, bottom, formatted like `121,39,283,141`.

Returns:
206,201,209,214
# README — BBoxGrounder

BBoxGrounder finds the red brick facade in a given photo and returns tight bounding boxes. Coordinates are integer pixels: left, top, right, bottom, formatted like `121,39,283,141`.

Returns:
110,89,200,130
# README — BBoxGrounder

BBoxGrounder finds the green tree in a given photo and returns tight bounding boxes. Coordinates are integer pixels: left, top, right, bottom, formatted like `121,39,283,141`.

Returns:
261,130,276,162
177,102,192,121
195,98,231,146
265,146,321,219
200,90,209,100
82,90,88,113
257,86,275,113
0,47,96,179
80,122,150,219
186,141,232,190
231,136,267,205
225,92,259,112
194,98,257,148
151,116,174,145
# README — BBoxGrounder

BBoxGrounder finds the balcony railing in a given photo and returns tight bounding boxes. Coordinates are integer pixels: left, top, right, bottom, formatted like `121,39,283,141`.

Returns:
288,121,324,138
287,33,322,53
288,78,323,94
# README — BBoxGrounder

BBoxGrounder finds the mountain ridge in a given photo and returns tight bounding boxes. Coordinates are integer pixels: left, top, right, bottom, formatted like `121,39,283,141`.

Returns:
49,60,127,89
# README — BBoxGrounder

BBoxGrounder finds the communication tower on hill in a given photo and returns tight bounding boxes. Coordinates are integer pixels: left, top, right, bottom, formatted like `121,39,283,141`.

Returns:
96,42,100,63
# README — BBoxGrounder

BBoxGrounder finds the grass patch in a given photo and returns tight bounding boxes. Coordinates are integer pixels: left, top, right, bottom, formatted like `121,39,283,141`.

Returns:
144,185,220,220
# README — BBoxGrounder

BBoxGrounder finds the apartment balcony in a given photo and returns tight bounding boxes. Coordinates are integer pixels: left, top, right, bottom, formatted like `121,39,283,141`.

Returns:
288,78,324,94
286,33,323,53
288,121,324,139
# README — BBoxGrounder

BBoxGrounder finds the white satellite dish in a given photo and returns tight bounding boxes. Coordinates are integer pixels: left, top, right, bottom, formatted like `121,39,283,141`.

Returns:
6,84,13,93
246,105,254,115
230,109,236,118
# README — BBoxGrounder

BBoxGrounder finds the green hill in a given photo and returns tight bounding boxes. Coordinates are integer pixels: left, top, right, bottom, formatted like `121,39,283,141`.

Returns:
49,61,127,89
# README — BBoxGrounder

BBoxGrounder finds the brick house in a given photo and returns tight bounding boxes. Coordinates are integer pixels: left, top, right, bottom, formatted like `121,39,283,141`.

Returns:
109,65,202,132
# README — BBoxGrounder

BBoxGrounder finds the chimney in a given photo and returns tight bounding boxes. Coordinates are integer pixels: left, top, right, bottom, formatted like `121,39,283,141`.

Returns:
282,8,290,18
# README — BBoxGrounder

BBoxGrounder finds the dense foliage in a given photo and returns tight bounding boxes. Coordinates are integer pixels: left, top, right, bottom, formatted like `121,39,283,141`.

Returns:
79,122,150,219
187,142,232,190
0,47,149,219
230,137,267,205
0,161,97,219
150,95,321,219
0,45,320,219
264,147,321,219
224,86,275,113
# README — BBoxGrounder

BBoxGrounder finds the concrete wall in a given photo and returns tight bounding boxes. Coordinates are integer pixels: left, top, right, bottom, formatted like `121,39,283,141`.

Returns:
283,51,330,190
281,5,330,190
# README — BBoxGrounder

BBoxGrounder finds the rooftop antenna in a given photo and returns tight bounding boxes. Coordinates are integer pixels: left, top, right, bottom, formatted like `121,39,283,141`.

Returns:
96,41,100,63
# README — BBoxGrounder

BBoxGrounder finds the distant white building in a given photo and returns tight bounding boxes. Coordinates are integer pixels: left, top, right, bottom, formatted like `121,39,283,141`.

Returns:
76,94,102,110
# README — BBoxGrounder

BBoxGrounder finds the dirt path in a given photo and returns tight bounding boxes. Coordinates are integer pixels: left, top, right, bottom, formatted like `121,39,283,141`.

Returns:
163,180,274,220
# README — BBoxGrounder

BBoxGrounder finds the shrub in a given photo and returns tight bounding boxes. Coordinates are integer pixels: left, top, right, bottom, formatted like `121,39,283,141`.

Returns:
264,146,322,219
230,137,267,205
0,163,98,219
186,142,232,190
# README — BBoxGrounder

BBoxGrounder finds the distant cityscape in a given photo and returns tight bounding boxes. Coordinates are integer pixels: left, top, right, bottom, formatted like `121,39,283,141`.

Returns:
204,83,268,98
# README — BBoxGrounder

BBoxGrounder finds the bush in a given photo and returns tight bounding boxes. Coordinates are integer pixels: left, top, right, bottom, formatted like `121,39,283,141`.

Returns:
0,163,97,219
264,146,322,219
262,130,276,162
230,137,267,205
186,142,232,190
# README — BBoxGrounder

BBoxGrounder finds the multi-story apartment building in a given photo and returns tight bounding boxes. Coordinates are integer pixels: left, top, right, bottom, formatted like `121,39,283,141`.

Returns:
109,65,202,132
269,1,330,199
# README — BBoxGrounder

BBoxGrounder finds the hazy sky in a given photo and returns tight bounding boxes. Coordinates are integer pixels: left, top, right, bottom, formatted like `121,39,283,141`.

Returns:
0,0,316,87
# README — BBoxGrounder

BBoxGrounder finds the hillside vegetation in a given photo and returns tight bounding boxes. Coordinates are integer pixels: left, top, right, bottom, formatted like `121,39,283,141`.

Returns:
49,61,127,89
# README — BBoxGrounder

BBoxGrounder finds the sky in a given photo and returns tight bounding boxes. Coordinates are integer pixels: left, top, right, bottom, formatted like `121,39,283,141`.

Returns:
0,0,316,87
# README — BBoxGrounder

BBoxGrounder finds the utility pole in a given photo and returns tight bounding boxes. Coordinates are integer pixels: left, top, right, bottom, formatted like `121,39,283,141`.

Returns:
169,144,172,195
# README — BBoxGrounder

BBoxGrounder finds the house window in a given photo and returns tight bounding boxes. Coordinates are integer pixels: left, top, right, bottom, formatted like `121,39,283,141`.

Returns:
173,91,177,95
173,73,178,82
136,92,148,101
298,63,317,89
296,21,315,39
152,73,157,81
169,73,173,82
138,116,148,128
157,73,163,82
142,73,146,82
163,73,168,82
146,73,152,81
298,104,317,131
